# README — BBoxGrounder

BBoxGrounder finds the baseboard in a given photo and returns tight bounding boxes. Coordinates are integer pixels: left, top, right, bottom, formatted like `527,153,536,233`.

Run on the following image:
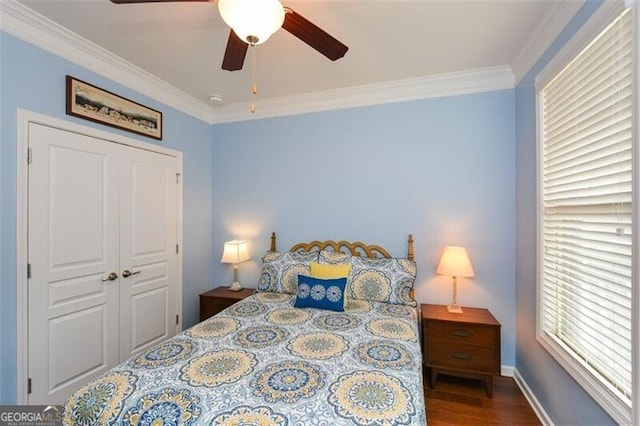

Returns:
514,369,554,426
501,365,515,377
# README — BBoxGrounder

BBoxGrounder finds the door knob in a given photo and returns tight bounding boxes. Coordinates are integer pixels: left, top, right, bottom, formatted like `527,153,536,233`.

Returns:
122,269,141,278
102,272,118,281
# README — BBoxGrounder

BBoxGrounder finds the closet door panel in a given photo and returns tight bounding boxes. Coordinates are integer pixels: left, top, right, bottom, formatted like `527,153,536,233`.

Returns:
119,147,178,359
27,123,120,404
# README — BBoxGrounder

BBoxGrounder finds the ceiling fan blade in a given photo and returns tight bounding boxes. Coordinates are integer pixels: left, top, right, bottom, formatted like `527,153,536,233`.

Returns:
111,0,209,4
222,30,248,71
282,8,348,61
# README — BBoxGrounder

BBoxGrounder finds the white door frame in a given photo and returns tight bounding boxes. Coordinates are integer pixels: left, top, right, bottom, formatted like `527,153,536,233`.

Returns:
15,109,184,404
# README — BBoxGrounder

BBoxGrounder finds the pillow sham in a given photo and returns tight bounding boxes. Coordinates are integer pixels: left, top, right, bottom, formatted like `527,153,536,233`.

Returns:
318,250,351,265
259,251,319,294
350,256,417,307
318,250,417,307
293,274,347,312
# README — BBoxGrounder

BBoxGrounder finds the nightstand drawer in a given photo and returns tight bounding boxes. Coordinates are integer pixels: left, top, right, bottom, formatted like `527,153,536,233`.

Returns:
426,322,497,347
428,342,499,373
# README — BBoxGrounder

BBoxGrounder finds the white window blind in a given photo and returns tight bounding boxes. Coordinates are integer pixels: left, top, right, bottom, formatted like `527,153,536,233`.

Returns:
539,6,632,415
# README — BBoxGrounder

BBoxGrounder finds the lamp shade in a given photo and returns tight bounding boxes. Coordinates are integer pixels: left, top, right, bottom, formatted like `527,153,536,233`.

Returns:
221,240,250,264
218,0,285,45
436,246,475,278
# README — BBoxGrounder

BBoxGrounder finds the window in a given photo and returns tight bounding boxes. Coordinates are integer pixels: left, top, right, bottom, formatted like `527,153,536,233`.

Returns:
536,4,635,424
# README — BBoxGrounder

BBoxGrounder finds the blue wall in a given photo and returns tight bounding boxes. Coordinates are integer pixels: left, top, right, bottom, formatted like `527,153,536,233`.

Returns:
515,0,615,424
0,33,215,403
211,91,517,368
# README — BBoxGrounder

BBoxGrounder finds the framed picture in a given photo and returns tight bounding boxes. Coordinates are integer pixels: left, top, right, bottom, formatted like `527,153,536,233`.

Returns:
66,75,162,140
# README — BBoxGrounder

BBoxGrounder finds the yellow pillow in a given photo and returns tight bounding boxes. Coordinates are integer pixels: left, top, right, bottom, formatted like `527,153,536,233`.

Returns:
310,262,351,279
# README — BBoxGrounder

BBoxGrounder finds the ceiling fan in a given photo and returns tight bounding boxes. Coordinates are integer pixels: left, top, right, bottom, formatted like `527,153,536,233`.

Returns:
110,0,349,72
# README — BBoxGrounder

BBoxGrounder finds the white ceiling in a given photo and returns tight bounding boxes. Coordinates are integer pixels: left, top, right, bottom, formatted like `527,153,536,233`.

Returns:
12,0,581,122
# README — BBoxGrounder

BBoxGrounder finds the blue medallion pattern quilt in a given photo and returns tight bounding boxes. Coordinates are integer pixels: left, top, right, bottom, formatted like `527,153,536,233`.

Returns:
63,292,427,425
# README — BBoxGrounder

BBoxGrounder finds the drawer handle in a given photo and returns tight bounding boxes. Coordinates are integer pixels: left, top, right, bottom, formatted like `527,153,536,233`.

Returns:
451,330,470,337
452,352,471,360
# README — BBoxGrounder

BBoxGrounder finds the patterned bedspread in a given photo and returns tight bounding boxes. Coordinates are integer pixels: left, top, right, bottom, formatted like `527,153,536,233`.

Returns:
63,292,427,425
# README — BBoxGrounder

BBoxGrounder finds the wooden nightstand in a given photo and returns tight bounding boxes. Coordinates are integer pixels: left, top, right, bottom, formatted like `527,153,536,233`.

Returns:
421,303,501,397
199,286,254,321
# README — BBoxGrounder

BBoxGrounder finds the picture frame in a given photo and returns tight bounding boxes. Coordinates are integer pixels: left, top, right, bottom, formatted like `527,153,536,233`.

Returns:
66,75,162,140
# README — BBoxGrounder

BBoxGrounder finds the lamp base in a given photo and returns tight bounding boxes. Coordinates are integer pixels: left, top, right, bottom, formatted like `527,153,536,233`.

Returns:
229,282,243,292
447,303,463,314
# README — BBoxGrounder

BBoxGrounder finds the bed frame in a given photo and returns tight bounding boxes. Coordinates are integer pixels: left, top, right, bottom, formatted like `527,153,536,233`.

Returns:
269,232,414,260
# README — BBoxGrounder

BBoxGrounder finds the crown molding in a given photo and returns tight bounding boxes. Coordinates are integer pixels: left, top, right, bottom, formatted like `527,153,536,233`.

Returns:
0,0,213,123
511,0,585,85
209,66,514,124
2,0,515,126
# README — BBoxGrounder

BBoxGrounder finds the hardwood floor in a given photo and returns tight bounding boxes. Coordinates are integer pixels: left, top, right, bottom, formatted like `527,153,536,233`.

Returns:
424,373,541,425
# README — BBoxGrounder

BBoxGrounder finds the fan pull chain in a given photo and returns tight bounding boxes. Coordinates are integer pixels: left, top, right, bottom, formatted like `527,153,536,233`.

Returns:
250,45,257,113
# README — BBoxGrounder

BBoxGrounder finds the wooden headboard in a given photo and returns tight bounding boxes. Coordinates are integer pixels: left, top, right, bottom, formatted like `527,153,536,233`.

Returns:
269,232,414,261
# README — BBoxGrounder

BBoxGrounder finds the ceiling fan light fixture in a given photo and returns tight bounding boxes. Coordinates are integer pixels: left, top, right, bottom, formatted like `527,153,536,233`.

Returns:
218,0,285,45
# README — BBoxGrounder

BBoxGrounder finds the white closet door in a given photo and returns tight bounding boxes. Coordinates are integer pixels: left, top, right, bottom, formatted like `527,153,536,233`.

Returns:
27,123,180,405
119,147,178,360
27,123,120,404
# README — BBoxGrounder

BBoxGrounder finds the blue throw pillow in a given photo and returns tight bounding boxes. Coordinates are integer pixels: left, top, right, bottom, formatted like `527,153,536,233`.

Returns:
294,274,347,312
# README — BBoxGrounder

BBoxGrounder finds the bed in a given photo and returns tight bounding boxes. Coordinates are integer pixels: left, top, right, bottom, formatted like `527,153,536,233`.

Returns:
63,233,426,425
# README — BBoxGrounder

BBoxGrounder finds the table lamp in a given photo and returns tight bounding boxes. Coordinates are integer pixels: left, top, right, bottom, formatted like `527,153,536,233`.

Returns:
437,246,475,314
221,240,250,291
